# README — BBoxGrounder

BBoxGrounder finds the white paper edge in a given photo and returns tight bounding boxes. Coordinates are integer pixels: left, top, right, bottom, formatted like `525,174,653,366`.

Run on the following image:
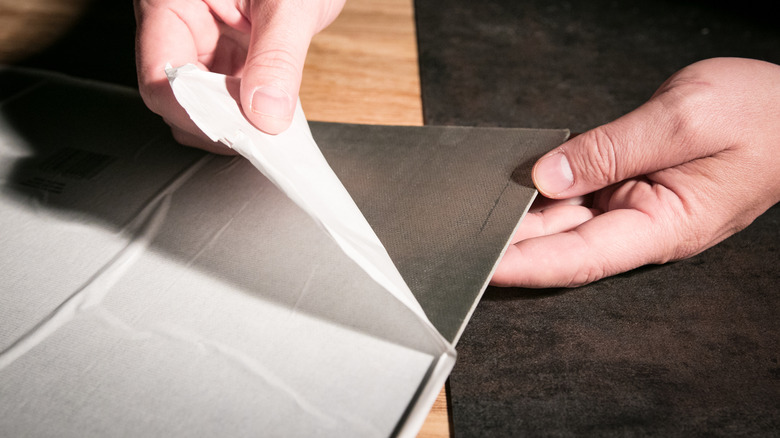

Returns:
395,350,457,438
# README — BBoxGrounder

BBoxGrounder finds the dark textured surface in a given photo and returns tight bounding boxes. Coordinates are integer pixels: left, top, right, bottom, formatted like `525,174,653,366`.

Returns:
416,0,780,132
451,206,780,436
414,0,780,436
316,123,567,342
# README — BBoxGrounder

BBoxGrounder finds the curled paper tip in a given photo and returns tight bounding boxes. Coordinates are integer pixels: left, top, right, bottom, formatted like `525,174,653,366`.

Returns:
165,62,197,76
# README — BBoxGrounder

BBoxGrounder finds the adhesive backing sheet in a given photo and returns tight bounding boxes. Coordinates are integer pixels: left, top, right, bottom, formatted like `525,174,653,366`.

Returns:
0,67,566,436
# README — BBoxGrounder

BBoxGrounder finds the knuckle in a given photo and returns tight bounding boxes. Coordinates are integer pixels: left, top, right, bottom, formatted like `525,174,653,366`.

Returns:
576,127,620,184
170,127,192,146
564,234,609,287
137,82,172,119
568,262,606,287
138,85,163,116
663,98,702,144
245,47,302,85
138,86,158,111
656,79,717,144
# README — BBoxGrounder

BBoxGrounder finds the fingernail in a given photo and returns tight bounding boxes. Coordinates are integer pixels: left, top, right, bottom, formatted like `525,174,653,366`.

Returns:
250,86,293,119
534,152,574,195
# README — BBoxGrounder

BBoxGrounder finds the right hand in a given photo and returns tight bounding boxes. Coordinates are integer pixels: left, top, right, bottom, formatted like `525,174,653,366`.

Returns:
492,58,780,288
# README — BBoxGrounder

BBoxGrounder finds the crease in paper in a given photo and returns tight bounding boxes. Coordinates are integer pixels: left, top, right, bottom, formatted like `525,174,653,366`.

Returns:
165,64,438,334
0,155,212,370
86,307,379,435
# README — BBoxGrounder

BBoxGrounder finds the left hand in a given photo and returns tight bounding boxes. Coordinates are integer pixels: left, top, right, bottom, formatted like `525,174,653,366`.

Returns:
134,0,345,152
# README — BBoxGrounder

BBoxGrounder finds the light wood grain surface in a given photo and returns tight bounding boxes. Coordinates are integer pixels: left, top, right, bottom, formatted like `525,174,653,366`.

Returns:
0,0,449,435
0,0,89,63
301,0,424,127
302,2,449,436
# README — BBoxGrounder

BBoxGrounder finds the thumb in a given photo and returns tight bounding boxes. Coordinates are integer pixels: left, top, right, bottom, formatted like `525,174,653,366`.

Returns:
531,86,724,198
240,3,318,134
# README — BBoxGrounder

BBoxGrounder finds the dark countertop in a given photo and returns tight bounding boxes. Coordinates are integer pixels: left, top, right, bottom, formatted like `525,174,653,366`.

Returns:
415,0,780,436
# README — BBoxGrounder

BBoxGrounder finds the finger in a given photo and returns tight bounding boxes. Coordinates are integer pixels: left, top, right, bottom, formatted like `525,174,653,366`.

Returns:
512,204,599,242
492,206,662,288
135,1,219,142
136,1,218,100
204,0,251,33
169,125,237,155
531,81,729,199
240,2,321,134
528,194,591,213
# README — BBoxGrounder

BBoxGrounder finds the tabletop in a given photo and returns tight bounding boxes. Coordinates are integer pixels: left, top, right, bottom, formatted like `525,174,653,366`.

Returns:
0,0,449,436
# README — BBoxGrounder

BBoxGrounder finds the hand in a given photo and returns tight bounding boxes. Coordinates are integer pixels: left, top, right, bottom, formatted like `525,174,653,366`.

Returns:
492,57,780,288
134,0,345,153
